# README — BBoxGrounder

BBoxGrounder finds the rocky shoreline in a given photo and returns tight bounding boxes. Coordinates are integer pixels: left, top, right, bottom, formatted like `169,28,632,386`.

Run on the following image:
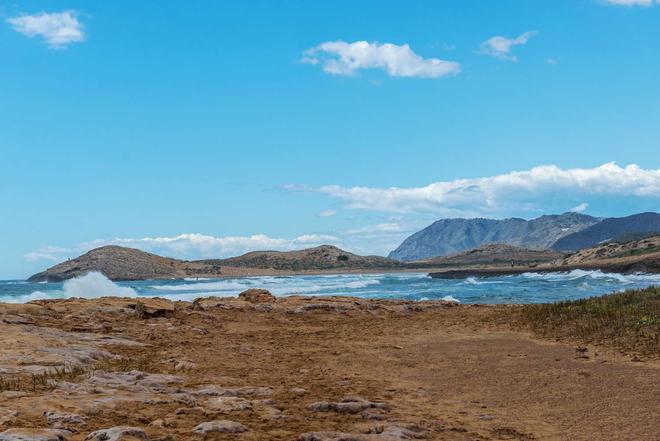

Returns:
0,291,658,440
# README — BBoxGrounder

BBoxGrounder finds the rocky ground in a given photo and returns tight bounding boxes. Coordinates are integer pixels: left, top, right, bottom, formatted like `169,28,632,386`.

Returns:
0,291,658,440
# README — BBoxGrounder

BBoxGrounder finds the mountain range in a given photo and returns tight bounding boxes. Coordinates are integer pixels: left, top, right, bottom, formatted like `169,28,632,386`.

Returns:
389,212,660,261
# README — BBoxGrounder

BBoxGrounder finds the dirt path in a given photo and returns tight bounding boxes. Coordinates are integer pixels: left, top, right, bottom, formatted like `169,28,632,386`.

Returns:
0,296,657,440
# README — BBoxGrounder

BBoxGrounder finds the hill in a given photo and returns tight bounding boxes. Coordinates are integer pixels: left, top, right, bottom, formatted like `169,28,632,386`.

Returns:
556,234,660,267
389,212,599,261
551,212,660,252
27,246,191,282
413,243,563,268
430,235,660,279
205,245,400,271
27,245,402,282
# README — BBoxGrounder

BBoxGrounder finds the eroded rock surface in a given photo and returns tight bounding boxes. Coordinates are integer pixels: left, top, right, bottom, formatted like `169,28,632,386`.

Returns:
0,295,657,441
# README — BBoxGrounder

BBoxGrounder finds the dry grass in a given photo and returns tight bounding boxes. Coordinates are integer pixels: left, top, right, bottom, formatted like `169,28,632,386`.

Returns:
0,365,88,392
515,286,659,357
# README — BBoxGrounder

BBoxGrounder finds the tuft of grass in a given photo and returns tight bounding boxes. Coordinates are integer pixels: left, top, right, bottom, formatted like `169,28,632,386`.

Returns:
514,286,659,357
94,354,156,372
0,364,89,392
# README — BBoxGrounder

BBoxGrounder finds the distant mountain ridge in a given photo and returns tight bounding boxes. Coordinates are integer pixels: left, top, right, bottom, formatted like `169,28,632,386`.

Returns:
551,212,660,252
389,212,599,261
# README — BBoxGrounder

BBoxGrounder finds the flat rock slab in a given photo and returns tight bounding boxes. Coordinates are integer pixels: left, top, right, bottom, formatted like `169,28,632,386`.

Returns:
309,396,388,414
193,420,248,434
0,429,69,441
203,396,252,413
84,426,147,441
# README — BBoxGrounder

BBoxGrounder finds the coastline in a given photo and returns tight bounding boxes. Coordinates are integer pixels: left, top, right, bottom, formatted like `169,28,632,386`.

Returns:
0,292,657,440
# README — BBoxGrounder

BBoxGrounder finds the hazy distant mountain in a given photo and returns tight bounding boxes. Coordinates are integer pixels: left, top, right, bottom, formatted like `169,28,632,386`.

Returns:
551,212,660,252
389,213,599,261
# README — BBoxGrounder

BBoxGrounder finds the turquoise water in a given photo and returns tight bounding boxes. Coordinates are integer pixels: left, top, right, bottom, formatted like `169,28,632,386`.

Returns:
0,270,658,304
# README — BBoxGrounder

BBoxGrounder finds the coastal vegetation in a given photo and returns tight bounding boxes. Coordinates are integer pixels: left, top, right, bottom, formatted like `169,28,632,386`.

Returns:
515,286,659,356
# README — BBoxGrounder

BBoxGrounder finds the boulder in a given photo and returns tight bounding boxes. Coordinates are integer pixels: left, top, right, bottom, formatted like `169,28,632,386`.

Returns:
130,299,175,319
238,289,276,304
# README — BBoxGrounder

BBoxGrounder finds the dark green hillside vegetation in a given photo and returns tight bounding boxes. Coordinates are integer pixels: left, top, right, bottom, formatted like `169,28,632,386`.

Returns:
515,286,659,357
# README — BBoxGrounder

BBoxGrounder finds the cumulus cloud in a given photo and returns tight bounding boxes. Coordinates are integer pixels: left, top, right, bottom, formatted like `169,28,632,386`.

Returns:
25,233,343,263
604,0,655,5
302,40,460,78
480,31,537,61
7,11,85,48
25,225,424,264
91,233,342,259
570,202,589,213
319,209,337,217
24,246,72,262
315,163,660,216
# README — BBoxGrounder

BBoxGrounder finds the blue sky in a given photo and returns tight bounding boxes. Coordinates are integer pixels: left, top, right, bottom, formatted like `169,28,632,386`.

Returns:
1,0,659,279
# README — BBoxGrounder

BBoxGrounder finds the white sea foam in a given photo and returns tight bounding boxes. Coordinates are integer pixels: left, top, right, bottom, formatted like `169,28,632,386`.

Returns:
519,269,660,284
345,279,380,289
62,272,137,298
441,295,460,303
7,272,136,303
150,280,249,292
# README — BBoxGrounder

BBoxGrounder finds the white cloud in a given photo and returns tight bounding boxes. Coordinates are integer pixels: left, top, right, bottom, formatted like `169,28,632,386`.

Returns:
319,209,337,217
480,31,538,62
315,163,660,216
570,202,589,213
25,224,425,264
7,11,84,48
24,246,72,262
26,233,343,263
91,233,342,259
302,40,460,78
345,223,403,235
604,0,655,5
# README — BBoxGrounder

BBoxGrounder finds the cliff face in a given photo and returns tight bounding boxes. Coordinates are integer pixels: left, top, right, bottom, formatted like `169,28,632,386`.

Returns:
389,213,599,261
27,245,402,282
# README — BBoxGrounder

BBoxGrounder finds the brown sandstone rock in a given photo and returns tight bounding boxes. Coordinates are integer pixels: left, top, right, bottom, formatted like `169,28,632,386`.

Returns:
238,289,276,303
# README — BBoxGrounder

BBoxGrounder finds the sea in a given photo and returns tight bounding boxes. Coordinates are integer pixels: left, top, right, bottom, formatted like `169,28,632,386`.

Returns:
0,270,658,304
